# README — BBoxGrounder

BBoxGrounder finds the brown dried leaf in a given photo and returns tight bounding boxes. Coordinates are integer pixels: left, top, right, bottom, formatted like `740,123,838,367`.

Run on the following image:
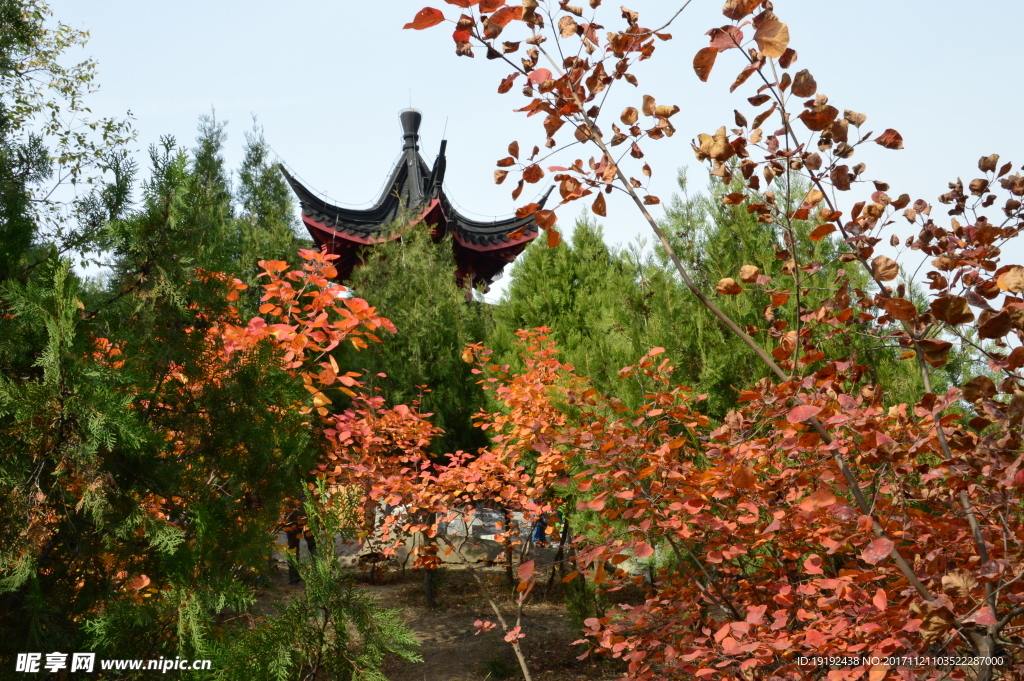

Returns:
930,296,974,326
515,202,541,218
722,0,760,20
803,188,824,207
534,209,557,229
654,104,680,119
547,227,562,247
797,105,838,132
730,61,760,93
919,339,953,368
592,192,607,217
739,265,760,283
883,297,916,321
979,154,1000,173
720,0,761,19
730,464,757,489
642,94,657,117
693,127,735,163
791,69,816,97
558,15,579,37
844,109,867,128
997,265,1024,293
916,604,956,642
498,72,519,93
707,25,744,51
751,102,776,129
875,129,904,150
404,7,445,30
963,376,997,402
620,107,639,126
809,223,835,242
871,255,899,282
716,278,742,295
753,17,789,58
830,165,851,191
523,164,544,183
978,309,1012,339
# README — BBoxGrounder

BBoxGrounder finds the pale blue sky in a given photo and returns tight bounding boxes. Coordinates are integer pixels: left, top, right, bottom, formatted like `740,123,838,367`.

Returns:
51,1,1024,298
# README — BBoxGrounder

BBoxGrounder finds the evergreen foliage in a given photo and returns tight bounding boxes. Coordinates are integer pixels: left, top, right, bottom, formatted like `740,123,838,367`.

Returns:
344,226,492,455
0,0,50,280
489,215,670,410
0,3,979,678
235,123,303,293
490,172,928,419
0,119,318,665
0,15,415,672
214,485,421,681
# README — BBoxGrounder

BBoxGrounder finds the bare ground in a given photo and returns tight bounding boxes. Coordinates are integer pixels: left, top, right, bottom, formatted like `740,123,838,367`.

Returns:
372,566,623,681
258,558,625,681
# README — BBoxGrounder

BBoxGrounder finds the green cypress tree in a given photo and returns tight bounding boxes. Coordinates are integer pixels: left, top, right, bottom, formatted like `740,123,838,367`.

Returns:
234,122,308,293
2,60,417,675
491,171,928,419
489,215,662,408
660,171,937,410
0,0,49,281
343,225,492,455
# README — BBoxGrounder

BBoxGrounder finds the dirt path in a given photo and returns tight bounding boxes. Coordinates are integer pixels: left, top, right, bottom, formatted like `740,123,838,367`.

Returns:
363,566,624,681
255,545,625,680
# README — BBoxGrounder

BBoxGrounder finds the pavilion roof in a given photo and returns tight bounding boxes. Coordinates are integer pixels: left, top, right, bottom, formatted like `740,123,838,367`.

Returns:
280,110,552,288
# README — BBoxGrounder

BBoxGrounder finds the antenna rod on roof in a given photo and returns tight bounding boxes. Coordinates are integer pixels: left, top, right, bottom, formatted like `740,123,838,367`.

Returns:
442,117,449,141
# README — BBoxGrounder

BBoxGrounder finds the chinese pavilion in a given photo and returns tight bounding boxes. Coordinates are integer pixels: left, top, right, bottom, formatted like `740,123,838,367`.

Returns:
279,110,552,290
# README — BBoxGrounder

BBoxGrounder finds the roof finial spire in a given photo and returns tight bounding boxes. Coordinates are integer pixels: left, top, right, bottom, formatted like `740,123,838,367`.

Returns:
399,109,422,151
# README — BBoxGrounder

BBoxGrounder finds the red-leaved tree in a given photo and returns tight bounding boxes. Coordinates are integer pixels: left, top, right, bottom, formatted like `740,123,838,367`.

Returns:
391,1,1024,680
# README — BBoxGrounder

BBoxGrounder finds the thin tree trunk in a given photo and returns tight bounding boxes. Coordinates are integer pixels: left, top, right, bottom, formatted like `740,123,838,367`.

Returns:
422,511,438,608
545,514,571,599
503,507,515,589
